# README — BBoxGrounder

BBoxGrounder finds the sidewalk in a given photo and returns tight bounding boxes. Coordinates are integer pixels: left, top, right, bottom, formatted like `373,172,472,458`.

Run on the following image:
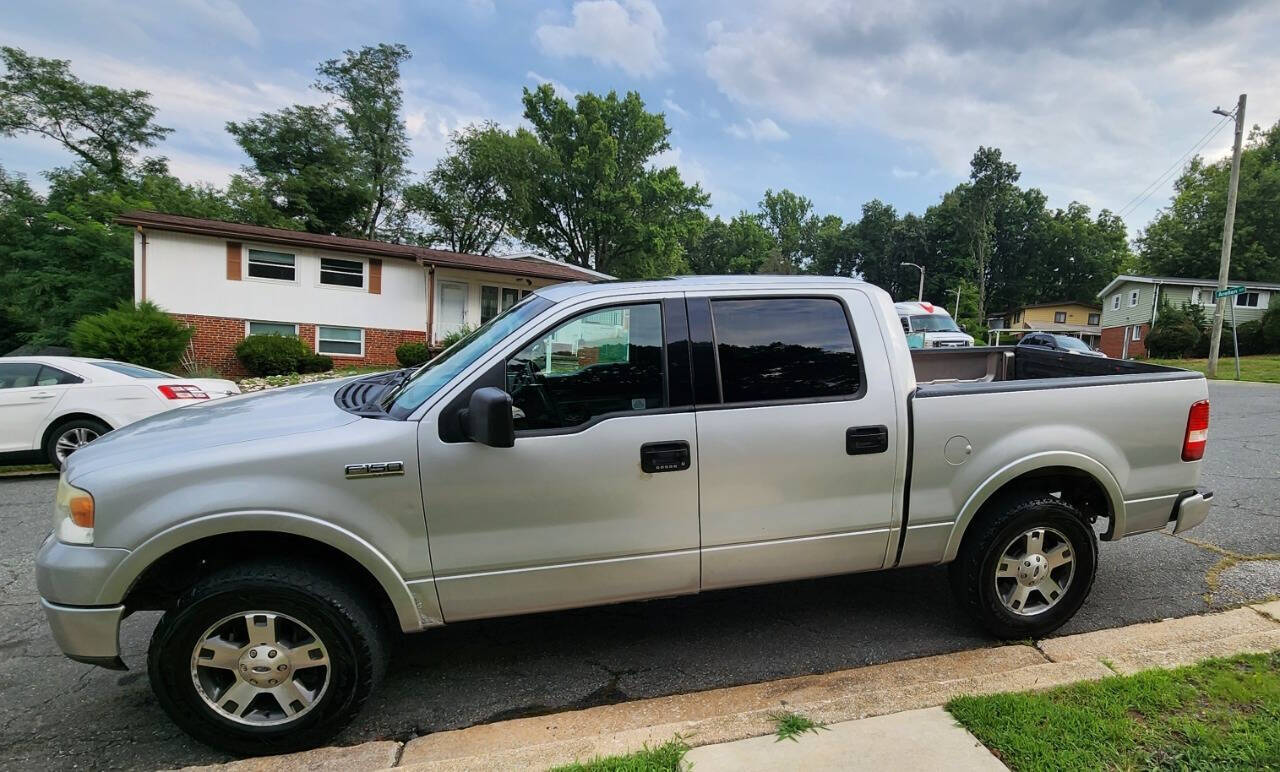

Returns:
181,600,1280,772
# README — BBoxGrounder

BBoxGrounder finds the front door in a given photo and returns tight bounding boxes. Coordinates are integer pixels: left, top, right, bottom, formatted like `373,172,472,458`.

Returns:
418,299,700,621
436,280,468,340
689,292,903,589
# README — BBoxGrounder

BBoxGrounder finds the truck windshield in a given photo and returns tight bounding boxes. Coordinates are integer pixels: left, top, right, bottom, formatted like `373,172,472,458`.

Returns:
382,295,553,419
909,315,961,333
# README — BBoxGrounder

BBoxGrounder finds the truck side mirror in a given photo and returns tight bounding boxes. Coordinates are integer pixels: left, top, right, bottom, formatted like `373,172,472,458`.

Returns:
460,387,515,448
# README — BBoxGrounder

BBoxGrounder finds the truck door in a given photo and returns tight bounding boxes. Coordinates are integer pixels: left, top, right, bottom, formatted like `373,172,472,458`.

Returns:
417,296,700,621
689,291,903,590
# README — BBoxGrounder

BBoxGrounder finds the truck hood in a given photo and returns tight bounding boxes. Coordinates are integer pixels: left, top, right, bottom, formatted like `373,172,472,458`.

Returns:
65,379,361,481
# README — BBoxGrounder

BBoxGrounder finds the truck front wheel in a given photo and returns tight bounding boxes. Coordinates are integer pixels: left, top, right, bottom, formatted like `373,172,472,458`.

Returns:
147,559,388,756
950,495,1098,639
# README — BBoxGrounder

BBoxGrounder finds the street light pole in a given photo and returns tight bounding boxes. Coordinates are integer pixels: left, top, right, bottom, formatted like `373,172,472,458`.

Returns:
1207,93,1247,378
901,262,924,302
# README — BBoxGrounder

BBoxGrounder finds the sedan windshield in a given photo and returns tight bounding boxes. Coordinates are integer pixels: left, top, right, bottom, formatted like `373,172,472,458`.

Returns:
92,361,177,378
383,295,552,418
1054,335,1093,352
909,315,961,333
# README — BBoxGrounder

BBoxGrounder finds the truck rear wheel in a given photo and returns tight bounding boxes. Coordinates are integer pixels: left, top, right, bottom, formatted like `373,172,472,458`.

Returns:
949,494,1098,639
147,559,388,756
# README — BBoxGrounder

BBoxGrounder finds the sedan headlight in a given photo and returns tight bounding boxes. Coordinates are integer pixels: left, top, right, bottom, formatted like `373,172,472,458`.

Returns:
53,475,94,545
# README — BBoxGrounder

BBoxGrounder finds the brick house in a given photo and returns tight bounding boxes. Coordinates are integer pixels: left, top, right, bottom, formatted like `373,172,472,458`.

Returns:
1096,274,1278,358
116,211,603,375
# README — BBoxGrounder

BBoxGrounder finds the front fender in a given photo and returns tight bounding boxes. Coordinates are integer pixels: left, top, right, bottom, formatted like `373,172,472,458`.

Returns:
97,511,442,632
941,450,1125,562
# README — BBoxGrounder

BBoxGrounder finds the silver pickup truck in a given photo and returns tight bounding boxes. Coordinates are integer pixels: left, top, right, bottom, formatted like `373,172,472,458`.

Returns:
36,276,1213,755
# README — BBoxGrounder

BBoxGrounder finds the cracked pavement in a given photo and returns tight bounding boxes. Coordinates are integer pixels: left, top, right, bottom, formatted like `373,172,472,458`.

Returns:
0,381,1276,770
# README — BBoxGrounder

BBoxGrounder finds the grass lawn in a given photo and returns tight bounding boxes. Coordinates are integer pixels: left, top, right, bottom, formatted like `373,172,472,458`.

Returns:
549,738,689,772
1144,354,1280,384
0,463,55,475
949,651,1280,770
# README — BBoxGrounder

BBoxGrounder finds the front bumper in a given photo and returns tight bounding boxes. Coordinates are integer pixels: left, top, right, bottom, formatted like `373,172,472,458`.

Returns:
1172,489,1213,535
40,599,127,670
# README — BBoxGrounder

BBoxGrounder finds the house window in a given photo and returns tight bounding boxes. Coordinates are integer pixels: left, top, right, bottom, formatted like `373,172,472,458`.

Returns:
480,286,500,324
1054,311,1067,323
317,326,363,357
246,249,295,281
1088,313,1100,325
1111,294,1121,310
1235,291,1261,308
319,257,364,288
248,321,298,337
502,287,520,311
1131,326,1142,341
1128,290,1139,307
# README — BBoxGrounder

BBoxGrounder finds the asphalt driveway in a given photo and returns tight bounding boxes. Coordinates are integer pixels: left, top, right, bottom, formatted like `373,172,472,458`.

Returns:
0,381,1276,770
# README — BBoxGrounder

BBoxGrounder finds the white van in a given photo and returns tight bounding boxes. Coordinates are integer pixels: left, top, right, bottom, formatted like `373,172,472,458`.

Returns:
895,301,975,347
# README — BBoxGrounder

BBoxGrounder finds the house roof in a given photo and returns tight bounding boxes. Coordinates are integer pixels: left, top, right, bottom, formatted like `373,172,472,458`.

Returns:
115,211,604,283
1096,273,1280,298
1010,300,1102,311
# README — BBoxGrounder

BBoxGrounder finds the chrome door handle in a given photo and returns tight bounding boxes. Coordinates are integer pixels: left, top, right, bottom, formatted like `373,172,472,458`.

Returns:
29,392,55,400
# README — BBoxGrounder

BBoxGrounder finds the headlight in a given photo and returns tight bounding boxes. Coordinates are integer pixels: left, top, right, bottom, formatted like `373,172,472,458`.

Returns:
53,475,94,545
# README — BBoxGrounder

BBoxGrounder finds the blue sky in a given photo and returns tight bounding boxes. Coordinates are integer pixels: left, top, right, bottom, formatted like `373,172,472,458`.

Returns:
5,0,1279,237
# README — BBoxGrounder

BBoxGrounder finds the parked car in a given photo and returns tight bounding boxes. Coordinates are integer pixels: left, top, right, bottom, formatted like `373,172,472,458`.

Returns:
895,301,975,347
0,357,239,468
1016,332,1107,357
37,277,1212,755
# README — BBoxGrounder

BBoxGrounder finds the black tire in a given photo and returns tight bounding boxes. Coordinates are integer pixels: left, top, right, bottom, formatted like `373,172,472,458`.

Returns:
147,559,388,756
949,494,1098,639
44,417,110,469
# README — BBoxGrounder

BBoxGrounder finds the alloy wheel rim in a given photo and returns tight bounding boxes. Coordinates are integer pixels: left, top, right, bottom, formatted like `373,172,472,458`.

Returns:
189,611,331,726
54,427,99,463
993,526,1076,616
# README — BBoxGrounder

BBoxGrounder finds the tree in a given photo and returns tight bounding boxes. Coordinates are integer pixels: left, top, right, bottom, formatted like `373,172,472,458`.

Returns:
757,189,815,272
513,85,709,278
227,105,369,234
316,43,412,239
960,146,1020,320
683,212,775,274
402,122,538,254
1138,120,1280,282
0,47,172,181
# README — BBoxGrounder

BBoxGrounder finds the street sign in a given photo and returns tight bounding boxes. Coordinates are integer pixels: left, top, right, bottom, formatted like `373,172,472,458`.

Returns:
1214,285,1247,299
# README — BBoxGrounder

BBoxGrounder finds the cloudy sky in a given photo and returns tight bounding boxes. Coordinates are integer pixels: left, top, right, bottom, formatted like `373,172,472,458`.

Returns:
5,0,1278,235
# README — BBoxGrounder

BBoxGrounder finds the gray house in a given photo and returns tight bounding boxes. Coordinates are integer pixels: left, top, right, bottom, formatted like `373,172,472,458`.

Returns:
1096,274,1277,358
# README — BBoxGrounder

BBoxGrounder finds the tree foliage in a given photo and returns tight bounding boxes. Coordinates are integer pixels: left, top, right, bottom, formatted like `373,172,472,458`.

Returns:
1138,120,1280,281
0,46,171,181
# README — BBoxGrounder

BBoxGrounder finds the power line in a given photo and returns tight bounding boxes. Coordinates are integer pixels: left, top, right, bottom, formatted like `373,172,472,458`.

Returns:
1116,115,1232,220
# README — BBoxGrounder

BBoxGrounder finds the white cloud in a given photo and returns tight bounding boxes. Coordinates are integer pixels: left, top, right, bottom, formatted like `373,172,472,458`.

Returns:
703,0,1280,226
662,98,689,117
890,166,919,179
525,70,576,101
726,117,790,142
173,0,261,46
535,0,667,77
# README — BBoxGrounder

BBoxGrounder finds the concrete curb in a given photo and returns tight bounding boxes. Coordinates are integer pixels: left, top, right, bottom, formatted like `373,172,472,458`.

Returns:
179,601,1280,772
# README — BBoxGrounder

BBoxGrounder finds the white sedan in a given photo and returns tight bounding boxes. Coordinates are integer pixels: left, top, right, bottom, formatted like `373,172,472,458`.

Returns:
0,356,239,468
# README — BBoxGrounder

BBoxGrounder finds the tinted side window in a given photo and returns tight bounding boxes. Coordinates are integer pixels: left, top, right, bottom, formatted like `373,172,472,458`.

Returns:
0,363,41,389
37,366,81,386
507,303,665,431
711,297,860,403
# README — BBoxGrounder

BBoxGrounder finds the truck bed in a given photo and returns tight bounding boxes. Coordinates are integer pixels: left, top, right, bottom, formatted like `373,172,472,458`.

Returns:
910,346,1197,394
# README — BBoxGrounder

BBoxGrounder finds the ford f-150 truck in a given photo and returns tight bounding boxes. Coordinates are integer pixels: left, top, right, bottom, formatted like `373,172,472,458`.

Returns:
36,276,1213,755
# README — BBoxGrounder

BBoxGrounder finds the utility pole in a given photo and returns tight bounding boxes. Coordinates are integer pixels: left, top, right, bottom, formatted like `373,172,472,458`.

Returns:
953,285,962,318
1207,93,1246,378
901,262,924,302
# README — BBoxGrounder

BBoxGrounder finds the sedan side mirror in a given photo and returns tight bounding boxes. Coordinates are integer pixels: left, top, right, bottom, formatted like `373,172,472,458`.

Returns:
460,387,515,448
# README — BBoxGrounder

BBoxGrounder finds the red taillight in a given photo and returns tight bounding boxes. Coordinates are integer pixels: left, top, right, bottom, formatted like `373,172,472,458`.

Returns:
1182,399,1209,461
158,384,210,400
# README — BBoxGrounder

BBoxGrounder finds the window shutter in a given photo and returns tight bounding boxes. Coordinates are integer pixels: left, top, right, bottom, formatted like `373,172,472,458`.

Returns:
369,258,382,294
226,242,242,280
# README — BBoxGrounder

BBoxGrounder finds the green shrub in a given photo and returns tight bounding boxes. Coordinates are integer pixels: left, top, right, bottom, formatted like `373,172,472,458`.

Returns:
298,353,333,373
395,341,431,367
1145,319,1201,358
235,333,311,376
440,325,474,349
70,300,193,371
1260,307,1280,352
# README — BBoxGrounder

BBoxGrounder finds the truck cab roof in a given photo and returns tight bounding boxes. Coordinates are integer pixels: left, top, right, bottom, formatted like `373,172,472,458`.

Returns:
535,275,877,303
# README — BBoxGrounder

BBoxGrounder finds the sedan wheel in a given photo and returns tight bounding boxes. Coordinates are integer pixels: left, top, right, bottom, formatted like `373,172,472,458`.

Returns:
54,426,100,464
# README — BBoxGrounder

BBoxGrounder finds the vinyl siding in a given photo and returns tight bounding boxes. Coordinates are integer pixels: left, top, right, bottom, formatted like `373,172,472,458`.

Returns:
1151,283,1271,325
1021,304,1099,325
1100,281,1156,328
